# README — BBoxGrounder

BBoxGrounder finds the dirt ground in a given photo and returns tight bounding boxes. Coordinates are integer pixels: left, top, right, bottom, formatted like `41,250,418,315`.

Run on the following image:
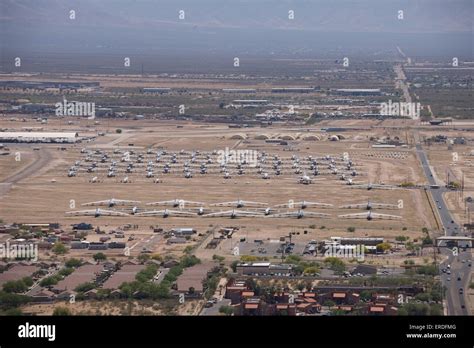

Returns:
0,118,445,267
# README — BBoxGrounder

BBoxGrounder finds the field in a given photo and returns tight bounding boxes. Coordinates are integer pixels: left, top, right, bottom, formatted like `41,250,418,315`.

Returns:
0,117,442,264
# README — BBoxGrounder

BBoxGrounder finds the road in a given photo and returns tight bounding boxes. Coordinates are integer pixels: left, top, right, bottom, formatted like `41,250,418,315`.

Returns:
394,64,412,104
0,148,52,197
415,143,472,315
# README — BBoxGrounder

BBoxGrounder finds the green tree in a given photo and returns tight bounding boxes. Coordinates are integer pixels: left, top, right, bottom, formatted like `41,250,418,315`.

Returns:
52,242,68,255
65,258,82,268
3,280,28,293
230,261,239,273
219,305,234,316
53,306,72,316
93,252,107,262
303,266,319,275
40,275,61,287
324,257,346,275
180,255,200,268
212,255,225,262
137,253,151,264
376,242,392,253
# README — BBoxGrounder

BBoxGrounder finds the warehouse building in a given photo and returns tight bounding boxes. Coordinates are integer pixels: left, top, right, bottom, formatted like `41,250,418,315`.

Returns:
236,262,293,276
334,89,382,96
271,87,314,93
0,132,79,143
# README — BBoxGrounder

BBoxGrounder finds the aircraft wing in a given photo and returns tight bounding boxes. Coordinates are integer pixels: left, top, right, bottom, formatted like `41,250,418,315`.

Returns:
166,210,196,216
339,203,367,209
100,209,130,216
182,200,205,206
111,199,141,205
338,212,371,219
273,203,292,208
210,201,237,207
371,203,399,209
136,210,166,216
202,210,234,217
302,212,331,218
303,202,333,208
66,209,97,216
146,200,176,206
235,210,264,217
81,200,111,206
269,212,297,218
370,212,402,220
242,201,268,206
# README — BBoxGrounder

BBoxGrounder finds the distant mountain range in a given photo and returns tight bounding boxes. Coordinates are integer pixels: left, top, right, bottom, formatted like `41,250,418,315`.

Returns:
1,0,471,33
1,0,472,62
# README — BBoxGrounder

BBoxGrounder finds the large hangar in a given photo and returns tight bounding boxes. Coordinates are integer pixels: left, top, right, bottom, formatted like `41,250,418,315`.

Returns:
0,132,79,143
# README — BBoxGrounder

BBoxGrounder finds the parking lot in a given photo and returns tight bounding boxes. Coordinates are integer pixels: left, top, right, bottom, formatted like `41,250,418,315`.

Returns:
238,240,308,257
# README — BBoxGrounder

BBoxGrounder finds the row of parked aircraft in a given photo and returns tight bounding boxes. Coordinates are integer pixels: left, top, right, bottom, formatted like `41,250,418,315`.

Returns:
65,198,403,220
65,207,402,220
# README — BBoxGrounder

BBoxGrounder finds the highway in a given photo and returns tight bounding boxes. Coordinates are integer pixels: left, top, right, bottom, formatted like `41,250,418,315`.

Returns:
416,143,472,315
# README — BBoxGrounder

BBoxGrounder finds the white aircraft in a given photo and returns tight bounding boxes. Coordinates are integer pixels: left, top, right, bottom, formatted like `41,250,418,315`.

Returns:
82,198,141,208
299,174,312,185
121,176,130,183
339,200,400,210
136,209,195,218
274,200,333,209
270,210,331,219
66,208,129,217
253,207,273,215
147,199,205,207
211,199,268,208
261,172,270,180
196,207,210,215
338,211,402,220
202,209,264,219
351,183,398,190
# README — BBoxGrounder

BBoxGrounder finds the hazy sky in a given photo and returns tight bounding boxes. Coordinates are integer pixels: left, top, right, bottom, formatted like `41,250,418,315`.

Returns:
1,0,472,71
